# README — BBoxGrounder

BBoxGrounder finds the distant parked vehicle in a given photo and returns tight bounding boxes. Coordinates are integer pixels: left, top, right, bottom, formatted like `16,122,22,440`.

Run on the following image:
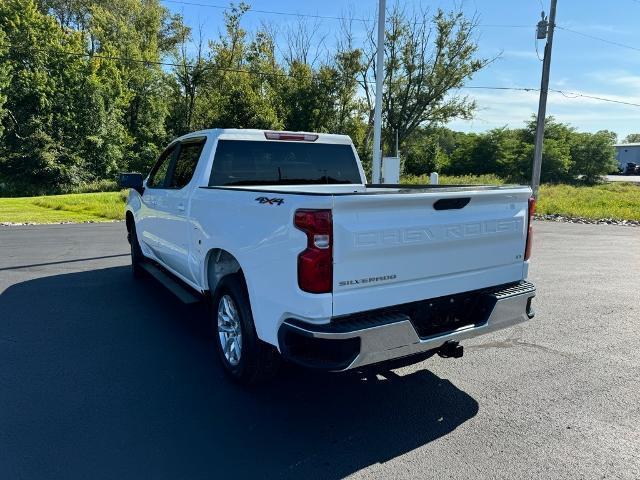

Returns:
624,163,640,175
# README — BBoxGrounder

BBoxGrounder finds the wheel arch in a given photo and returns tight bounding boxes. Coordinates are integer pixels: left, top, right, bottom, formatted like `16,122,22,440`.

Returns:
125,210,134,232
205,248,247,297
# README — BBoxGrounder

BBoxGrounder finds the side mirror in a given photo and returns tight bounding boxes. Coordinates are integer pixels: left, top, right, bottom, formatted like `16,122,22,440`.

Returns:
119,172,144,195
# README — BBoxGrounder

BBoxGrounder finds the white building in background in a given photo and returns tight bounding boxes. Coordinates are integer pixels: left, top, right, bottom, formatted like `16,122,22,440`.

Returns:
615,143,640,170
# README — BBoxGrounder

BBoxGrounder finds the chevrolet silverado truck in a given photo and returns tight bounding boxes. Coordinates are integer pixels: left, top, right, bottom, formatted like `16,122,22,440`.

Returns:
120,129,536,384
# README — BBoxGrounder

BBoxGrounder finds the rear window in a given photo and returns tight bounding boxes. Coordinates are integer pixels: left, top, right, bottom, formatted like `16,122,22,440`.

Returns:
209,140,362,186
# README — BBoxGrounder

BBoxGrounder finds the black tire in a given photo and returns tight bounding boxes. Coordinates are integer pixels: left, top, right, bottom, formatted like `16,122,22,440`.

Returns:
211,274,281,385
128,222,146,278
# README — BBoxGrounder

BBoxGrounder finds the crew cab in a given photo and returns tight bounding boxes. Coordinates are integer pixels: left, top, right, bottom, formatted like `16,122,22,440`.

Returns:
121,129,536,384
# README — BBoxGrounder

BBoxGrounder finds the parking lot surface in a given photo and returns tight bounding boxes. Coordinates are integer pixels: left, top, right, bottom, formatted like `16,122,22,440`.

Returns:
1,221,639,479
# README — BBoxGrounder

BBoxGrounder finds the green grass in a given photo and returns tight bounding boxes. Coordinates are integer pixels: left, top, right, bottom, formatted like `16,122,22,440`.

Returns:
1,179,638,224
538,182,640,221
402,174,505,185
0,191,127,224
62,179,120,194
402,175,640,221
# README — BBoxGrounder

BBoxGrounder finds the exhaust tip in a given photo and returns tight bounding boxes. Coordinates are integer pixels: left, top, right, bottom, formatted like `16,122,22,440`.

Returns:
437,341,464,359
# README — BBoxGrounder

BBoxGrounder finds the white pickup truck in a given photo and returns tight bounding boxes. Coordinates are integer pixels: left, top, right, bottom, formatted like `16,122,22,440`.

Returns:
121,129,536,384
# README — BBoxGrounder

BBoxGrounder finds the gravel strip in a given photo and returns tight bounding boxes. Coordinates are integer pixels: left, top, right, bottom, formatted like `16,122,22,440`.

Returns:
2,216,638,227
535,214,639,226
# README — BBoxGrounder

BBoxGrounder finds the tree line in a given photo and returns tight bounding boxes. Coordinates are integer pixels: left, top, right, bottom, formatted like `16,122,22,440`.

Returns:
404,118,622,184
0,0,625,195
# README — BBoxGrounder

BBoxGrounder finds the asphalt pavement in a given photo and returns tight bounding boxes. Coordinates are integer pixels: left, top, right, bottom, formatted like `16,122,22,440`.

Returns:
1,221,639,479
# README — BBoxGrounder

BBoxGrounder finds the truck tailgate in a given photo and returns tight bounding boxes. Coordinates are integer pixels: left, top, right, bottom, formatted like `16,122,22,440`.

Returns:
331,187,531,316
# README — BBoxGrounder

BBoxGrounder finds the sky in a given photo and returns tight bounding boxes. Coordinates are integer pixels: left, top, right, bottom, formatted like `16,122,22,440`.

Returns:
161,0,640,140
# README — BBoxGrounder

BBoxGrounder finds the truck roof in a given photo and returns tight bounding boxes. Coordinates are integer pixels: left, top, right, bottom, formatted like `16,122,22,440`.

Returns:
176,128,353,145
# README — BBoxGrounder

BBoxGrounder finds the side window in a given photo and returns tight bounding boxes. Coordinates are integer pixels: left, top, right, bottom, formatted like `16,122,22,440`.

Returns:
168,139,206,189
147,145,176,188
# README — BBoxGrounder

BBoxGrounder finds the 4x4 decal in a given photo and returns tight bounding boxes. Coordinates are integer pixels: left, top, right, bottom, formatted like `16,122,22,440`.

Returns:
255,196,284,206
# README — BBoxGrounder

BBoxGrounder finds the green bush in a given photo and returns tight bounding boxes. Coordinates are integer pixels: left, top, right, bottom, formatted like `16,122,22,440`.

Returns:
569,131,618,184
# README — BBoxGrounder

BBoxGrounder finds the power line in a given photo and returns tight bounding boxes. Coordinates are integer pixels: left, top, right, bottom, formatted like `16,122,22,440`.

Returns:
161,0,532,28
2,41,639,108
556,25,640,53
463,86,537,91
162,0,367,22
0,42,297,78
550,88,640,108
461,85,640,108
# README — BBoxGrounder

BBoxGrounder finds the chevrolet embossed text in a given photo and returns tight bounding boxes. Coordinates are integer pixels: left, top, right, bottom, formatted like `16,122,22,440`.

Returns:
354,219,522,248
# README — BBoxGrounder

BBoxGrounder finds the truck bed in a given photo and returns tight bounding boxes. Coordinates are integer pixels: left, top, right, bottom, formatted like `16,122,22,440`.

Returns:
200,183,524,196
198,182,532,318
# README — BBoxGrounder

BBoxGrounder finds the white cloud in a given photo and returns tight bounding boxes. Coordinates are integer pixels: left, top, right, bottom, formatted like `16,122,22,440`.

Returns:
586,70,640,91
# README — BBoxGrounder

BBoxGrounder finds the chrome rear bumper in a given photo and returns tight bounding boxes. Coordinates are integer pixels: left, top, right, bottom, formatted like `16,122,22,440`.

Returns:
278,282,535,371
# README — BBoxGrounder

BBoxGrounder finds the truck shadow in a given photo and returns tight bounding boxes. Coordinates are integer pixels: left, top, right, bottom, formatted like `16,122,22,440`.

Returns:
0,266,479,480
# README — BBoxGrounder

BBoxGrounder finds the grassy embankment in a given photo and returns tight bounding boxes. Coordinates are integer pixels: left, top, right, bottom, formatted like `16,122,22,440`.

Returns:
404,175,640,221
0,191,127,223
1,177,639,223
535,183,640,221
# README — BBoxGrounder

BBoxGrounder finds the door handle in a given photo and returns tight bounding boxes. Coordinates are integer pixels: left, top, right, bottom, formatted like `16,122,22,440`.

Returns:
177,204,185,212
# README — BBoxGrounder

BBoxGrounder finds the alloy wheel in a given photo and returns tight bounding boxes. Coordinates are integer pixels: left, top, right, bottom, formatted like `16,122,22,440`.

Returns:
217,294,243,366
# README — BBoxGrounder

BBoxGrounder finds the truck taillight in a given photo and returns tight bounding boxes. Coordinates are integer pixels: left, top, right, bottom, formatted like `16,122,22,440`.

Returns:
294,209,332,293
524,196,536,260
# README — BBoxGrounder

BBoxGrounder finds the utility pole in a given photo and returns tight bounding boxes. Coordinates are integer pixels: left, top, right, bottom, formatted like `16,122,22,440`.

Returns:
371,0,386,184
531,0,558,197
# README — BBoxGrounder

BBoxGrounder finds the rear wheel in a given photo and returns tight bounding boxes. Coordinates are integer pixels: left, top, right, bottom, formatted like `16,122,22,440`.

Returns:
217,294,243,367
128,222,145,278
211,275,280,384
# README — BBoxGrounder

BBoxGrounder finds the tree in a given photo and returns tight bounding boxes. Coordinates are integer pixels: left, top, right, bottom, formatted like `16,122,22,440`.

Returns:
88,0,186,172
570,130,618,183
623,133,640,143
282,17,327,68
359,5,488,156
0,0,187,194
509,116,574,184
0,29,10,139
0,0,624,194
403,132,450,176
167,25,207,136
0,0,93,193
191,3,281,131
